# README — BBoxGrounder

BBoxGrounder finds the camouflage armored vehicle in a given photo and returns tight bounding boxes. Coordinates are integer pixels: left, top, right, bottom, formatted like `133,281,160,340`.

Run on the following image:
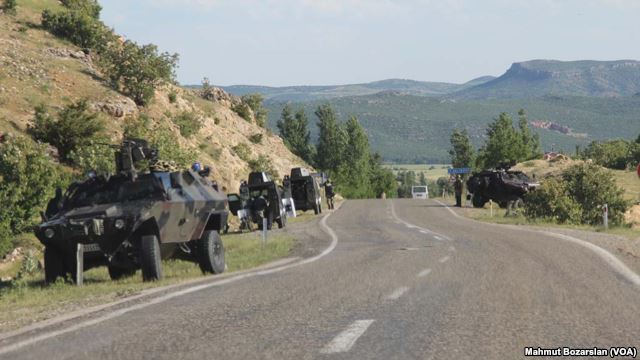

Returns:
287,167,324,215
35,139,228,283
466,168,540,208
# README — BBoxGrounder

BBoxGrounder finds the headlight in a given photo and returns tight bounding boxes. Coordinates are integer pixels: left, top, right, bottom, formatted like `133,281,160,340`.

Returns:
44,228,55,239
114,219,126,230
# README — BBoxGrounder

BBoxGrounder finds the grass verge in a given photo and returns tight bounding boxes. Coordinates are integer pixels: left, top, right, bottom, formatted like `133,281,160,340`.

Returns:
0,232,294,333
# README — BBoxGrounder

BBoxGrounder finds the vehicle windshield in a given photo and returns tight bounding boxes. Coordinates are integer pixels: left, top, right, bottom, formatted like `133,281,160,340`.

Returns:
63,173,167,209
413,187,427,193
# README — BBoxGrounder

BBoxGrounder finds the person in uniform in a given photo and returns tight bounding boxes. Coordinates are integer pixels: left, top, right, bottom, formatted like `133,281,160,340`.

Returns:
325,179,335,210
454,175,463,207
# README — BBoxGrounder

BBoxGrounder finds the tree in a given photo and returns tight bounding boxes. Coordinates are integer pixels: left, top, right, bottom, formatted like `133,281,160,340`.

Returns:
277,106,314,164
2,0,17,15
315,104,346,172
449,128,474,169
60,0,102,19
419,172,427,186
28,100,105,161
518,109,541,160
477,112,528,169
100,41,178,106
369,152,396,198
42,8,112,50
581,139,634,170
241,94,268,127
337,117,372,198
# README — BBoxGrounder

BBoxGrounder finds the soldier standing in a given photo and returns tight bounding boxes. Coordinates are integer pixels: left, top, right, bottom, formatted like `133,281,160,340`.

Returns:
325,179,335,210
454,175,463,207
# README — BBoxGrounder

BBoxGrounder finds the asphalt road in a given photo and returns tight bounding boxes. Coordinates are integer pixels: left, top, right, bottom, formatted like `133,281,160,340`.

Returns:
3,199,639,359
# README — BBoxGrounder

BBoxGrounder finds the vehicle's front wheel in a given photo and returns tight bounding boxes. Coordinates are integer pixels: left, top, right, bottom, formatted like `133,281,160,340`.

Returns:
197,231,225,274
141,235,163,281
472,194,487,208
44,246,65,284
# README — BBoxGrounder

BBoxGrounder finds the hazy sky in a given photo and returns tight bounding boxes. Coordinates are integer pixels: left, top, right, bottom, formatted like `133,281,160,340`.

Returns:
100,0,640,86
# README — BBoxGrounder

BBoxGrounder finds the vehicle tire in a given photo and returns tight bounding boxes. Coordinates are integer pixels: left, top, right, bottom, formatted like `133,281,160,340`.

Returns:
108,265,136,280
197,231,225,274
319,201,322,214
44,246,65,284
471,194,487,208
313,202,320,215
141,235,162,281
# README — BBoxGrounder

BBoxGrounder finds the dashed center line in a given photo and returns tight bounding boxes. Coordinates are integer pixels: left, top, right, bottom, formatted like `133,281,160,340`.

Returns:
439,256,450,263
417,269,432,278
386,286,410,300
320,320,375,354
434,236,444,241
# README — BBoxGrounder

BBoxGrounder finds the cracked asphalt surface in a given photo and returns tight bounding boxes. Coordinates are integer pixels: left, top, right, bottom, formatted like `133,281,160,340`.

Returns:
2,199,639,359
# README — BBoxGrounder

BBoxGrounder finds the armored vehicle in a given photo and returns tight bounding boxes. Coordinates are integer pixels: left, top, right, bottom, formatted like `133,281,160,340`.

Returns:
466,168,539,208
287,167,324,215
228,172,288,231
35,139,228,283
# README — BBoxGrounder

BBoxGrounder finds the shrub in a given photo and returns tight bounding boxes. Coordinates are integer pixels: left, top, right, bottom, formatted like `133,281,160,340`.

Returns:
524,178,582,224
68,136,116,175
0,136,67,257
232,102,252,122
173,111,202,138
247,155,279,179
232,143,251,162
28,100,105,161
100,41,178,106
248,133,263,144
41,9,112,50
60,0,101,19
124,115,195,168
581,139,634,170
2,0,17,15
241,94,268,127
525,163,628,226
168,90,177,103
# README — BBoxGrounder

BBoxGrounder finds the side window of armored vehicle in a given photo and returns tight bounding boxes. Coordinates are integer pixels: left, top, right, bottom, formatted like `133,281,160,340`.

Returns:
117,175,165,202
182,171,196,186
153,172,172,190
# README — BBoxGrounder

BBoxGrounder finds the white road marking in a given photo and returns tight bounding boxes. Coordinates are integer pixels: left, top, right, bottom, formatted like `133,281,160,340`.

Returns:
434,236,444,241
386,286,410,300
389,200,452,241
439,256,450,263
434,199,640,288
417,269,432,278
0,205,344,355
320,320,375,354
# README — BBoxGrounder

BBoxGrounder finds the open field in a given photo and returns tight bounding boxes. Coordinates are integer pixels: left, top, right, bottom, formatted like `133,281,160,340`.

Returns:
0,232,294,332
384,164,451,181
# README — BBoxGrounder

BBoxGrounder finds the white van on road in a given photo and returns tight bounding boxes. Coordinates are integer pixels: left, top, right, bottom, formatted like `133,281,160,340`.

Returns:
411,186,429,199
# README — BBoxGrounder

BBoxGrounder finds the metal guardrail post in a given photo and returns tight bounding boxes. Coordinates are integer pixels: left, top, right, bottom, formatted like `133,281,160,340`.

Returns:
603,204,609,230
76,243,84,286
262,218,268,246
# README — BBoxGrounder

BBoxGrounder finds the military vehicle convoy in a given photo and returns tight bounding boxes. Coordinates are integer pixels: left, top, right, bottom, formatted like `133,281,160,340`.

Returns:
466,168,540,208
35,139,228,283
287,167,325,215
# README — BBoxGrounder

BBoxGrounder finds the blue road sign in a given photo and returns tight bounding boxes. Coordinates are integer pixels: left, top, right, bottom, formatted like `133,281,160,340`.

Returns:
447,168,471,175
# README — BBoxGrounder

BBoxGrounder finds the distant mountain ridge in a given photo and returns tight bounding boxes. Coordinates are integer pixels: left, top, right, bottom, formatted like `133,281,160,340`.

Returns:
218,77,496,102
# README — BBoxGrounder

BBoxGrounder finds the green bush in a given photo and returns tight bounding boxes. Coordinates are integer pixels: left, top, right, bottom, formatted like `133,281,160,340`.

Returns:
241,94,268,127
173,111,202,138
100,41,178,106
168,90,177,104
68,136,116,175
124,115,195,168
524,177,582,224
0,136,67,257
525,163,627,226
60,0,101,19
28,100,105,161
2,0,17,15
232,143,251,162
232,102,252,122
248,133,263,144
41,9,112,50
581,139,635,170
247,155,279,179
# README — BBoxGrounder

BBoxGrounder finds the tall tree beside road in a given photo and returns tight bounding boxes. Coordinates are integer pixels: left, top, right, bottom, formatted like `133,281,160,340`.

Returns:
449,128,474,169
518,109,542,160
277,105,315,165
338,117,372,198
477,112,528,169
315,104,346,172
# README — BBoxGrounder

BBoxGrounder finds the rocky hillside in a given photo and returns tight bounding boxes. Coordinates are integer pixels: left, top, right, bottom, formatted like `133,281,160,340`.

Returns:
454,60,640,99
0,1,306,193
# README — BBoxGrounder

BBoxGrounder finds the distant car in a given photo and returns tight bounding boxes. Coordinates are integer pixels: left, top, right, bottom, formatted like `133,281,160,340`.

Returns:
466,168,539,208
411,186,429,199
35,139,228,283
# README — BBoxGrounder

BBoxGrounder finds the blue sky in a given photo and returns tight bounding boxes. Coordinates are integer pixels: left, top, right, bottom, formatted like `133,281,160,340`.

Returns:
100,0,640,86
